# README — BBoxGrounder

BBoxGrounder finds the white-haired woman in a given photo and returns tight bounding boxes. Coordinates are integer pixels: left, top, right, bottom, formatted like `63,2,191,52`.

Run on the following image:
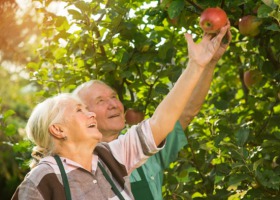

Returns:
12,23,231,200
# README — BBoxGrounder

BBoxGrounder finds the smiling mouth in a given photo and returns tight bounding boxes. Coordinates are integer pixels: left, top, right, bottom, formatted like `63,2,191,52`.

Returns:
108,114,120,119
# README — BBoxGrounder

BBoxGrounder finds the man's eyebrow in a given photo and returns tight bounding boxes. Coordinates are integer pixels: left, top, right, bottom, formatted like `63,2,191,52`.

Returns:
94,96,103,100
109,90,118,97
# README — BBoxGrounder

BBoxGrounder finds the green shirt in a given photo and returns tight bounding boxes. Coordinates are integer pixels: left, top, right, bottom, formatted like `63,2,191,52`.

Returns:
130,121,188,200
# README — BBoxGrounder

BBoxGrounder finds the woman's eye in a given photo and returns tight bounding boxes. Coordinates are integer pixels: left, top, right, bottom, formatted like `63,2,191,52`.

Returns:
77,108,82,112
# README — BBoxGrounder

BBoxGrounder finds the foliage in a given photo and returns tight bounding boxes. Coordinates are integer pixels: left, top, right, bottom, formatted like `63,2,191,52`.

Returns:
3,0,280,199
0,66,33,199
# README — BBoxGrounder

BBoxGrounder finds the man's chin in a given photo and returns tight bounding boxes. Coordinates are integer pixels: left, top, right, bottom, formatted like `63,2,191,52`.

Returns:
108,119,125,129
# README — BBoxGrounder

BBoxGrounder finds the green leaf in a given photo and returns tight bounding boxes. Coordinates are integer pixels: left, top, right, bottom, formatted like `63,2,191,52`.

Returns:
216,163,231,175
54,48,67,60
261,0,278,8
26,62,40,71
228,173,251,186
3,109,15,120
265,23,280,32
253,158,264,171
257,4,273,18
235,127,249,147
274,131,280,140
4,124,17,136
74,1,90,13
213,99,228,110
167,0,185,19
13,140,32,152
68,9,83,20
256,169,280,190
55,16,70,31
3,110,15,121
101,62,116,71
155,83,169,95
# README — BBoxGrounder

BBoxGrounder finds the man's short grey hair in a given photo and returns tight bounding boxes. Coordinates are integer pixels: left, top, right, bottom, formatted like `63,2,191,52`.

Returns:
72,80,108,97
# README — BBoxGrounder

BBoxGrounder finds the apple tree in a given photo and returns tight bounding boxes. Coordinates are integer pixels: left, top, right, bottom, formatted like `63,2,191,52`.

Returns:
10,0,280,199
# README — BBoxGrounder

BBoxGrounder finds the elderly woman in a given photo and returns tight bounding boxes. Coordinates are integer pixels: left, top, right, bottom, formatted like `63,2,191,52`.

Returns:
12,24,231,200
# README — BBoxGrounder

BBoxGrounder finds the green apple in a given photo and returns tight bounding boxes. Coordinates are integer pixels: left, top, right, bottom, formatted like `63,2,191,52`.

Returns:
243,70,262,88
238,15,262,37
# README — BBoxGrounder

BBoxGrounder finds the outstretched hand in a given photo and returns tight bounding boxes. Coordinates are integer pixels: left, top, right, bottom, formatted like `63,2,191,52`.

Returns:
184,21,232,68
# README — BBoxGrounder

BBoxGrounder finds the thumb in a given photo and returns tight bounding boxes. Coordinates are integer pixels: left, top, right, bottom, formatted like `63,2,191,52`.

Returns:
184,33,194,45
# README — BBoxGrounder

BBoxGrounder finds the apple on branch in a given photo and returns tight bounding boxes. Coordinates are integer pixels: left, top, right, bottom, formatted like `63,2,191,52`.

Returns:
238,15,262,37
243,70,262,88
125,108,145,125
199,7,228,34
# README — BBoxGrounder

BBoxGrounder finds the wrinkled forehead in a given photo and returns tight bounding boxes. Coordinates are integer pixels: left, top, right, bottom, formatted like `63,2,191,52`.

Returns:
89,83,117,98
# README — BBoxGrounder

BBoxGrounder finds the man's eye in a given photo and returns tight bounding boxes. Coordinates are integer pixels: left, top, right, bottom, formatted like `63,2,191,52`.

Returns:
112,95,119,99
77,108,82,112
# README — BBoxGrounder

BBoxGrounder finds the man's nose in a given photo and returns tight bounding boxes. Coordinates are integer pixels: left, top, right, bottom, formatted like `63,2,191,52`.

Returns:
107,99,117,108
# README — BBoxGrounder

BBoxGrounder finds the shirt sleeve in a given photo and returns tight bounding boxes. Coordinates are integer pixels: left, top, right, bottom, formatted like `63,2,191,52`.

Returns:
108,119,165,174
154,120,188,170
12,178,43,200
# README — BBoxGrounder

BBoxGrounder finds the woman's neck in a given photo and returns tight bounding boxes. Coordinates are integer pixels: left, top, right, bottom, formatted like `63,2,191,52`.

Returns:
55,143,96,172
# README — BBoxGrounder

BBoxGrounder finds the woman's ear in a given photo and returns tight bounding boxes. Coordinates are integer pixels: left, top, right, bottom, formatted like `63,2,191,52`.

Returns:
49,124,65,140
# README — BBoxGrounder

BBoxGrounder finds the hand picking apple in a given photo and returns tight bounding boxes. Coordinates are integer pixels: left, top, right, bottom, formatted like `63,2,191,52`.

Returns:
199,7,228,34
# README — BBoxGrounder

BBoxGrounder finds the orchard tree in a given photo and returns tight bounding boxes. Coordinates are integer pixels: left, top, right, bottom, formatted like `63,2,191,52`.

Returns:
9,0,280,199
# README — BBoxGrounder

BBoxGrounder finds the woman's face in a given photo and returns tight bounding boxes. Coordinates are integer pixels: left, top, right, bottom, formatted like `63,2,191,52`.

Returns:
61,98,103,145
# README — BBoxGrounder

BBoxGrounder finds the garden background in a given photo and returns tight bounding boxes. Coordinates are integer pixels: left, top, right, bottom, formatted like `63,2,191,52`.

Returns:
1,0,280,199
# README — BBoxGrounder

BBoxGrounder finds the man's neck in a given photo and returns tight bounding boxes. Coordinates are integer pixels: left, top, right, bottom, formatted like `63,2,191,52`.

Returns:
101,133,119,142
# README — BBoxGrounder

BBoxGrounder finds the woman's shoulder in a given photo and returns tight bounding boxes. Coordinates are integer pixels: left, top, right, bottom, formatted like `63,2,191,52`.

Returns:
25,158,56,184
13,159,63,200
29,162,53,174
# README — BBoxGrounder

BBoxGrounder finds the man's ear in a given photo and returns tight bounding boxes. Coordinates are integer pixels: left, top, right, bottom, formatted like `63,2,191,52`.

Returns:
49,124,65,139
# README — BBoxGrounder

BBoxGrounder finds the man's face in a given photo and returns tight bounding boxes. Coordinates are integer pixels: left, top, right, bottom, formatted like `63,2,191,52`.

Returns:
81,83,125,139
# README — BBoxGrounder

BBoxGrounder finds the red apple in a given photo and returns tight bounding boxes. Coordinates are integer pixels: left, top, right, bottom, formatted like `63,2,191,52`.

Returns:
238,15,262,37
125,108,145,125
167,17,178,26
243,70,262,88
199,7,228,34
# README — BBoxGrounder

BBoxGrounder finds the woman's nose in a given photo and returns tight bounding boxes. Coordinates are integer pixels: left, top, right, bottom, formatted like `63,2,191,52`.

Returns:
87,111,96,118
